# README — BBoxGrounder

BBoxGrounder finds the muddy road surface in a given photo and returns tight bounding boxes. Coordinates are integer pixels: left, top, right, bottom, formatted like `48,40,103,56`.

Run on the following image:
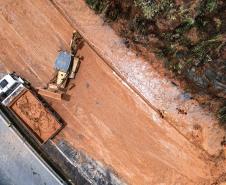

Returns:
0,0,225,184
52,0,225,156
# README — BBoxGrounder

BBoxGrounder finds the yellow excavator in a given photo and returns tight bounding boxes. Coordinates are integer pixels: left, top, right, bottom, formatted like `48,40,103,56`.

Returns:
38,31,83,100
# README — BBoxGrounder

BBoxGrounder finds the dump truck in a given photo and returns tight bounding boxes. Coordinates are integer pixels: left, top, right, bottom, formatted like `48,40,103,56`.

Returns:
0,73,64,144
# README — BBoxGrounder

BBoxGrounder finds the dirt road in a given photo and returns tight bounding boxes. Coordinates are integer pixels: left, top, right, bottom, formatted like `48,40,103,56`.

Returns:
0,0,225,184
52,42,213,184
52,0,225,155
0,0,72,85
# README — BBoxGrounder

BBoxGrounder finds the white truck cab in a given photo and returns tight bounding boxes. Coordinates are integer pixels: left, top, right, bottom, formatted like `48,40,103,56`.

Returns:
0,73,26,106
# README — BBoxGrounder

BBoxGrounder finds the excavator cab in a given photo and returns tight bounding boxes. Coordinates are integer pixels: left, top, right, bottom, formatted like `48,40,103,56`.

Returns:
38,31,83,100
54,51,72,88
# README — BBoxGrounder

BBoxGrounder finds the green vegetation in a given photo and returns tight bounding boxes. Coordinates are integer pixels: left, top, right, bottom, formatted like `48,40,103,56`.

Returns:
85,0,120,21
85,0,106,13
134,0,174,19
86,0,226,124
200,0,218,14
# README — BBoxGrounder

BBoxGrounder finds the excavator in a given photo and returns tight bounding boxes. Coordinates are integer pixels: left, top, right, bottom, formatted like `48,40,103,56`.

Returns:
0,31,83,145
38,31,83,100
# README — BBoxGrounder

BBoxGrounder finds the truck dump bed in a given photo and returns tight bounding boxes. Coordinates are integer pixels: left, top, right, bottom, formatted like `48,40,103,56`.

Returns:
10,90,63,144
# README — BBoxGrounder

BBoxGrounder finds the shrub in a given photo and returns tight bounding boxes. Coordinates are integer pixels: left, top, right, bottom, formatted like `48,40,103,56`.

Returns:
134,0,174,19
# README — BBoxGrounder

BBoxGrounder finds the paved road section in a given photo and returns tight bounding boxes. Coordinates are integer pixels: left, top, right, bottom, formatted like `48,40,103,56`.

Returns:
0,113,65,185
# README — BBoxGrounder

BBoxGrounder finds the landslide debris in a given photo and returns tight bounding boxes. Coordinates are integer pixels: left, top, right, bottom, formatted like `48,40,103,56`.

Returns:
85,0,226,125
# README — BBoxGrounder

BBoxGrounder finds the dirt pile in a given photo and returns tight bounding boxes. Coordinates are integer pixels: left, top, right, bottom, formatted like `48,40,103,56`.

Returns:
11,90,61,142
85,0,226,124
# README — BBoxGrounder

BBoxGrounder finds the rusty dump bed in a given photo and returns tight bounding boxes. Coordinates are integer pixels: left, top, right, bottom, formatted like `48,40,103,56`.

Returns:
10,89,63,144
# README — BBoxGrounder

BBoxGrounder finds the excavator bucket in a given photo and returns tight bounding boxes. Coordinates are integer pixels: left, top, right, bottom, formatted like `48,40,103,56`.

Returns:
37,88,63,101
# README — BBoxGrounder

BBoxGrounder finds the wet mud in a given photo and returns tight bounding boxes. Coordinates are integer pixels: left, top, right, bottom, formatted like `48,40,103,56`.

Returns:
53,0,226,155
0,0,225,184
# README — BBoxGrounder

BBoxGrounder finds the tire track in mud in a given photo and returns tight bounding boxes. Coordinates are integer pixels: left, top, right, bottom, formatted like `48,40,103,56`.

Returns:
0,0,223,184
49,0,213,157
0,7,45,84
0,0,73,85
49,0,226,158
47,1,226,184
50,41,211,184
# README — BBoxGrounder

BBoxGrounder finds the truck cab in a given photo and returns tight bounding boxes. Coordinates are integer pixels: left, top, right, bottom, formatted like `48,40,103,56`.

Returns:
0,73,26,106
0,73,64,144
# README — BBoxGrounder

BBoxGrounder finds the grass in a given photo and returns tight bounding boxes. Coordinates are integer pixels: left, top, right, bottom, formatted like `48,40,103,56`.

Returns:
134,0,174,19
85,0,120,21
85,0,106,13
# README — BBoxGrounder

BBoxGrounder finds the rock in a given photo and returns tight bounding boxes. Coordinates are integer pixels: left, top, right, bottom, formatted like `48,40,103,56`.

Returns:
205,69,217,81
186,67,209,89
185,60,226,98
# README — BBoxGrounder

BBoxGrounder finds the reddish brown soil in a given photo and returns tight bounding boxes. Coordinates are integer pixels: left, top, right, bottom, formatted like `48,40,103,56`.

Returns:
52,0,225,155
11,90,62,143
53,42,213,184
0,0,225,184
0,0,73,86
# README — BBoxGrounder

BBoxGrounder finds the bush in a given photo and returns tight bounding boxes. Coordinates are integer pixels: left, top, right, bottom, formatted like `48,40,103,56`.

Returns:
134,0,174,19
85,0,106,13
